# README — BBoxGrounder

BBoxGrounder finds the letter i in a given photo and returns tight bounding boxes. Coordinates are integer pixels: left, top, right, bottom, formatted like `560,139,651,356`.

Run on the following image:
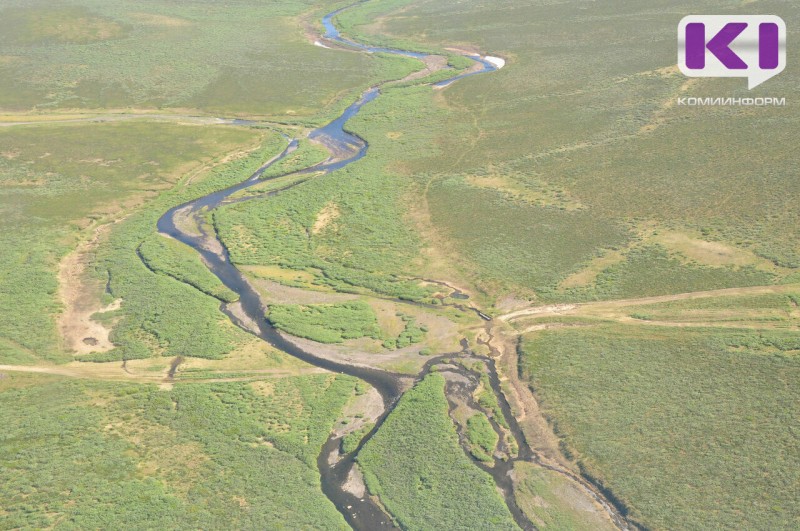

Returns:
759,23,779,69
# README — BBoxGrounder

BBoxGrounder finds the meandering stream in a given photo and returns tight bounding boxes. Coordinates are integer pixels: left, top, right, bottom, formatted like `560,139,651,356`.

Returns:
155,3,628,530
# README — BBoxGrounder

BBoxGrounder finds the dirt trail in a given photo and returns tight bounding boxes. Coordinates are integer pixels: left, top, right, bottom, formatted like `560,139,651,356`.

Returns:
0,365,83,377
0,363,160,382
0,113,269,128
499,304,576,322
499,284,799,322
0,363,322,384
584,284,797,308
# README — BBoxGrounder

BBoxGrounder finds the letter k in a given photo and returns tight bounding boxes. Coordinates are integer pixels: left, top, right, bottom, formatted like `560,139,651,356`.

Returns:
686,22,748,69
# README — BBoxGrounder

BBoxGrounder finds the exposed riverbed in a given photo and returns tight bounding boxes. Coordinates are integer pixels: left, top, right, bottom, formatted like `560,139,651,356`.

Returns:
155,3,628,530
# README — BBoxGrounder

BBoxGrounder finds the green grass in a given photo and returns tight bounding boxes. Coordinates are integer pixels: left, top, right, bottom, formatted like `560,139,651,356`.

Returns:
563,245,776,302
260,139,330,180
520,325,800,530
214,146,438,301
0,372,356,529
623,289,799,324
513,462,614,531
465,412,497,462
231,171,314,202
267,300,382,344
475,372,508,429
0,0,416,117
267,302,429,348
357,373,518,530
426,177,631,296
138,234,238,303
341,423,374,454
336,0,800,300
87,134,291,362
382,313,427,349
0,6,127,46
0,122,261,365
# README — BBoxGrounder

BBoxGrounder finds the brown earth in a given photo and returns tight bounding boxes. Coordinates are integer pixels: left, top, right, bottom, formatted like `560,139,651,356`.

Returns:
57,219,125,355
312,202,341,234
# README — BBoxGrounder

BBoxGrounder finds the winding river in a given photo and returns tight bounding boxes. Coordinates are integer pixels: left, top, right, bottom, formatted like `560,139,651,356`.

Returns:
155,3,628,530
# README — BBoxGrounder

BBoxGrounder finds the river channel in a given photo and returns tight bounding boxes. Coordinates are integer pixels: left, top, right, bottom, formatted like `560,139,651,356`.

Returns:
155,3,627,530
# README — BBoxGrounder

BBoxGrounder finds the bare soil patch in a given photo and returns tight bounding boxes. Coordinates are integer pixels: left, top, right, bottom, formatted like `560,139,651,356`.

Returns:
312,202,341,234
651,229,784,271
499,304,577,322
334,386,384,440
396,54,448,83
57,220,125,355
559,249,627,289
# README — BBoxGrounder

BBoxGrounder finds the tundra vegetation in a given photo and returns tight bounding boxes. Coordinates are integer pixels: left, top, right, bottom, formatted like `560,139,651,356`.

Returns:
1,0,798,529
268,301,383,344
82,134,291,363
138,235,239,303
336,1,800,529
336,0,800,301
464,411,498,462
214,150,439,302
0,122,263,365
257,139,330,181
357,373,518,530
520,325,799,530
0,372,356,529
0,0,416,119
267,301,428,348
